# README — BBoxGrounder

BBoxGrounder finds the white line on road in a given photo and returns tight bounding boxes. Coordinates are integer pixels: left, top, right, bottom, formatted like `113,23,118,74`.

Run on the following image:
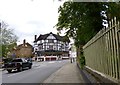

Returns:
48,61,55,63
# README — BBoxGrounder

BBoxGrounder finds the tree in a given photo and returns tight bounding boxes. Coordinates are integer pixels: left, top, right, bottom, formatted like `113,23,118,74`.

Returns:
56,2,102,43
0,21,18,45
56,2,120,47
0,21,18,57
105,2,120,21
55,2,120,66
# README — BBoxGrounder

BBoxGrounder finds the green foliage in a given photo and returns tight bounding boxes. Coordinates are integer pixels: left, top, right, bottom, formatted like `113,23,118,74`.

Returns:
56,2,103,46
56,2,120,69
1,43,17,57
56,2,120,47
0,21,18,45
80,54,86,69
105,2,120,21
0,21,18,57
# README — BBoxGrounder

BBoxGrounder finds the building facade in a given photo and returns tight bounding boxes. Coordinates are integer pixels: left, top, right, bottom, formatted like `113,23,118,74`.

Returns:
34,32,70,61
11,39,33,58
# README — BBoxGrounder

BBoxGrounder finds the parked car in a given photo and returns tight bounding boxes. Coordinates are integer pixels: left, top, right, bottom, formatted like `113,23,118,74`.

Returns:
4,58,32,73
2,58,13,68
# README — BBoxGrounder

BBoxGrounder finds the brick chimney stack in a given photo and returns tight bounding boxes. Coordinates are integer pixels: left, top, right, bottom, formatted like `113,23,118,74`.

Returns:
23,39,26,46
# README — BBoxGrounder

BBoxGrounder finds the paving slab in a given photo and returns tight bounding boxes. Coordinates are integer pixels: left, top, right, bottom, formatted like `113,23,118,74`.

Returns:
43,62,85,83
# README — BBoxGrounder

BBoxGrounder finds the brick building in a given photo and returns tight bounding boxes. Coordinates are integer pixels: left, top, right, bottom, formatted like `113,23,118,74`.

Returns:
11,39,33,58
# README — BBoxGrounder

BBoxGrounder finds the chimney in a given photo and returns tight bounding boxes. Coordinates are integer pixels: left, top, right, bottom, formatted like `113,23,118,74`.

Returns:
35,35,37,41
23,39,26,46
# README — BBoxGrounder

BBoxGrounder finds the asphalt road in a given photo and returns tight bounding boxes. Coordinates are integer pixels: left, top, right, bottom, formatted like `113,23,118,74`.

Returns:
2,60,69,83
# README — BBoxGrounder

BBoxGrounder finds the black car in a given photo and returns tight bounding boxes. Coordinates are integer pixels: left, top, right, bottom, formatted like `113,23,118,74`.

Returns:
4,58,32,73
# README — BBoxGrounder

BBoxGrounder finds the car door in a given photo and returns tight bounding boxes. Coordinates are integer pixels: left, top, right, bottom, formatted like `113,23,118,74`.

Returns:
27,58,32,66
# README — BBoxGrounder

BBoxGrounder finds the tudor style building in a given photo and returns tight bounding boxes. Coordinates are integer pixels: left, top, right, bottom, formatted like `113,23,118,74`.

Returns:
34,32,70,61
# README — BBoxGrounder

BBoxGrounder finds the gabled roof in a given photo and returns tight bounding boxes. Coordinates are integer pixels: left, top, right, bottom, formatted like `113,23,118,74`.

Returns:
17,43,33,48
11,43,33,51
34,32,70,43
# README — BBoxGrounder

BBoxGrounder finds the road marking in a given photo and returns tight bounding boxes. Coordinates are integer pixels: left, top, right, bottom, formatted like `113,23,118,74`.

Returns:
48,61,55,63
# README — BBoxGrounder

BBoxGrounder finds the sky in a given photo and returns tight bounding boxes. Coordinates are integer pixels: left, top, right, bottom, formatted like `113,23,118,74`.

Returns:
0,0,66,45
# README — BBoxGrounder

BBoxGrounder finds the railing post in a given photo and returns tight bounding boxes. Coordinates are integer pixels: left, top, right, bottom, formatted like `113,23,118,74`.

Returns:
83,17,120,82
117,20,120,80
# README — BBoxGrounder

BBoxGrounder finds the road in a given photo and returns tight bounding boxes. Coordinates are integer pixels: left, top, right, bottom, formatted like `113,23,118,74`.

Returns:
2,60,69,83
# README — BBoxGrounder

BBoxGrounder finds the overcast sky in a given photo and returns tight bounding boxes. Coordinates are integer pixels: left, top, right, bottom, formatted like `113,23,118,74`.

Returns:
0,0,66,45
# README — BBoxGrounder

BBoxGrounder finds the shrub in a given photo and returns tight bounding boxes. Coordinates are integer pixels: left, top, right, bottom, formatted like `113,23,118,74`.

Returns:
79,54,86,69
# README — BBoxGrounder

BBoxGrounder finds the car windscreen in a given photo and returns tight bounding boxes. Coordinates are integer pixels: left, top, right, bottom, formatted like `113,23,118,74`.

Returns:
12,59,22,62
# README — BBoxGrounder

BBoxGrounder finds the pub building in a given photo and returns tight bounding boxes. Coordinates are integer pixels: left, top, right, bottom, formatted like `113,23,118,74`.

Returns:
34,32,70,61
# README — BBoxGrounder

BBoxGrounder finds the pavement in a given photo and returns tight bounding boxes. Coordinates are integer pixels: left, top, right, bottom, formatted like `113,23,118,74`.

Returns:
43,61,86,83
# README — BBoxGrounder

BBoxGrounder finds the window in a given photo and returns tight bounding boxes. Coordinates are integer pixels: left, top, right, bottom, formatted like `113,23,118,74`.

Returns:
49,45,53,50
39,45,43,50
12,59,22,62
54,40,57,42
46,46,49,50
45,40,48,42
35,48,38,51
42,40,44,43
54,46,57,50
38,41,40,44
48,39,54,43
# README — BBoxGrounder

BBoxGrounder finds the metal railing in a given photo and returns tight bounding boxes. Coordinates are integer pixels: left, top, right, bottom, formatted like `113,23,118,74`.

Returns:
83,17,120,81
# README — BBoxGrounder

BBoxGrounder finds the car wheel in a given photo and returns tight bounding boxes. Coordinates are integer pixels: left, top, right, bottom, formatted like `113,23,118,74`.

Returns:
29,65,32,69
7,70,12,73
17,66,22,72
